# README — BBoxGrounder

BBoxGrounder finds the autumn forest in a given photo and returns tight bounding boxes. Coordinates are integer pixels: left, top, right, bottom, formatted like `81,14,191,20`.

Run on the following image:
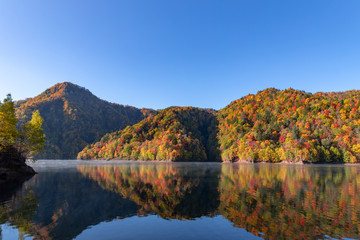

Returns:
10,82,360,163
79,87,360,163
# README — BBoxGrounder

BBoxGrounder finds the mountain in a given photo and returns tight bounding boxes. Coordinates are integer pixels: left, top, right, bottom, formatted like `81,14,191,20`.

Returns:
15,82,154,159
217,88,360,163
77,107,220,161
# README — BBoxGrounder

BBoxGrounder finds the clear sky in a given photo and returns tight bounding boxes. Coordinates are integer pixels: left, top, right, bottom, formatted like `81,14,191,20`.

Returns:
0,0,359,110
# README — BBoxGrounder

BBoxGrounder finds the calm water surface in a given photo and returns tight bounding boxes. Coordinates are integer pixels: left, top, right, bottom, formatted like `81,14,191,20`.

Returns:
0,160,359,240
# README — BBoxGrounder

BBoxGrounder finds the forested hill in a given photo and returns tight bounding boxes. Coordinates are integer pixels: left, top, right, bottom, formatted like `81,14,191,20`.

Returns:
77,107,220,161
15,82,154,159
79,88,360,163
218,88,360,163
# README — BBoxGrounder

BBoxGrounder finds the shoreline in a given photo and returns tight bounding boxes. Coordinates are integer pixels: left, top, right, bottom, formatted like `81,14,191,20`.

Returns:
36,158,360,165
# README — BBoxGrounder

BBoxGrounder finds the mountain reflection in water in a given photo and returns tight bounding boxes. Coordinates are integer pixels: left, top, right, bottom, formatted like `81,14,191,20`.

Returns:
0,161,359,240
77,164,220,220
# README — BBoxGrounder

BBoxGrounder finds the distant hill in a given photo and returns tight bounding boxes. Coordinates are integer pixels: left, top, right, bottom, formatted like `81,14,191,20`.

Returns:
15,82,154,159
217,88,360,163
77,107,220,161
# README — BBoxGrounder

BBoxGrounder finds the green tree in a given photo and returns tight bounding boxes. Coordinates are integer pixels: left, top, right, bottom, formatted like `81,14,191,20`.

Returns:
0,94,45,160
19,110,45,159
0,94,18,150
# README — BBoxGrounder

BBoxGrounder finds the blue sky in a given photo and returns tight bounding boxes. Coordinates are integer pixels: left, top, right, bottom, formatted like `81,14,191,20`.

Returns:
0,0,359,110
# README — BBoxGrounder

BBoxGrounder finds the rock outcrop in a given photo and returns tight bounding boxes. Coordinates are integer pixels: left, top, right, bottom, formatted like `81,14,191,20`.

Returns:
0,146,36,191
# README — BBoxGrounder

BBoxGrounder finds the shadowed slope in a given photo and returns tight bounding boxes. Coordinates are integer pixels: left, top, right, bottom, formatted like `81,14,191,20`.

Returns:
15,82,154,159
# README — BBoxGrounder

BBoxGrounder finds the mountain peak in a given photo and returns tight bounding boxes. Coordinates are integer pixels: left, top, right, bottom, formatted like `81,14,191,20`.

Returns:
51,82,78,90
42,82,91,99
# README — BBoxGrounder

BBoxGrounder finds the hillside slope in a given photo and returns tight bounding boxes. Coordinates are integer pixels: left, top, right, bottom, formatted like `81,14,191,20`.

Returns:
218,88,360,163
78,88,360,163
15,82,153,159
77,107,220,161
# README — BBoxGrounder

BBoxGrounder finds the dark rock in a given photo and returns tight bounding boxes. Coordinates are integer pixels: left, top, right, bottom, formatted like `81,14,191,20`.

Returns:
0,146,36,189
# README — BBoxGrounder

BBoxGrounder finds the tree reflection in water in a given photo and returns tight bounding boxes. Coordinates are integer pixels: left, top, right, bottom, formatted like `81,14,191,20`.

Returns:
79,163,360,240
219,164,360,240
78,163,221,220
0,180,38,239
1,163,360,240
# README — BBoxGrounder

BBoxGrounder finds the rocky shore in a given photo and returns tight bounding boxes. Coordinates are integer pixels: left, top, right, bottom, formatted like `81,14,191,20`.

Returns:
0,147,36,193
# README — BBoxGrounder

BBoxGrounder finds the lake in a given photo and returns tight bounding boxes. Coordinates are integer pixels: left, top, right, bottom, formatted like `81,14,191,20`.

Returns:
0,161,359,240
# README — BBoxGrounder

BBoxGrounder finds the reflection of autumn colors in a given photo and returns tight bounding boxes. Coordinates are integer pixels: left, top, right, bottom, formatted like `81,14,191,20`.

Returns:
78,164,220,219
219,164,360,240
0,190,39,238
